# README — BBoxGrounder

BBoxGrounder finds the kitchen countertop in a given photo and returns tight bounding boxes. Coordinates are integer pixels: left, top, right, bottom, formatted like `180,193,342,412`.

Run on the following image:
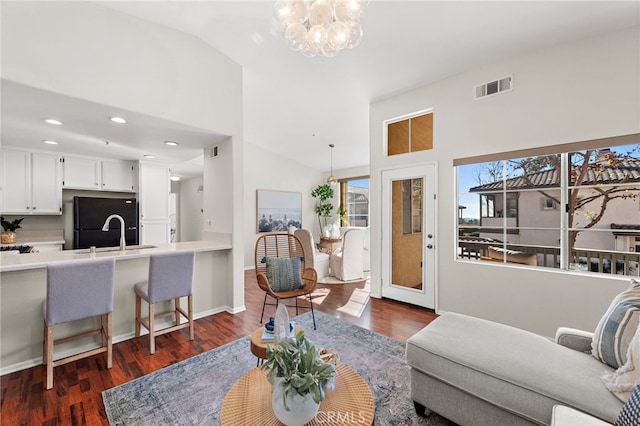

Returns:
0,239,232,272
0,229,65,248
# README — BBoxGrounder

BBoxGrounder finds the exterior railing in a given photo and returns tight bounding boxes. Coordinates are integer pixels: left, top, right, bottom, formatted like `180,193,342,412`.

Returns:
458,237,640,276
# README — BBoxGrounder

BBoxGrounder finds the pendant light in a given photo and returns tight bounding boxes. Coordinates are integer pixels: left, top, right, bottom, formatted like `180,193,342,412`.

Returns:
327,143,337,186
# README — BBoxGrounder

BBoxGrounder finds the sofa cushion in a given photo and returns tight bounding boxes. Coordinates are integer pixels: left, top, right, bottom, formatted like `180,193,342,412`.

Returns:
406,312,623,424
593,279,640,369
616,383,640,426
265,257,304,292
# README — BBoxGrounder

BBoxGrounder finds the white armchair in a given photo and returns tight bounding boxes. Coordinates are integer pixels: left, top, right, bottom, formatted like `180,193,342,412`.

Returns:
340,226,370,271
330,228,364,281
294,229,330,279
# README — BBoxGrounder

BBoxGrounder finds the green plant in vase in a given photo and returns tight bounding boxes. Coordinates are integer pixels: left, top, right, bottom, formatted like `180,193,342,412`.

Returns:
1,216,24,244
311,183,334,233
262,330,336,425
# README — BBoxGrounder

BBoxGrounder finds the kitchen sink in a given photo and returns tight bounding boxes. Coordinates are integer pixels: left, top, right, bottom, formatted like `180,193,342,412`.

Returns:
74,245,157,254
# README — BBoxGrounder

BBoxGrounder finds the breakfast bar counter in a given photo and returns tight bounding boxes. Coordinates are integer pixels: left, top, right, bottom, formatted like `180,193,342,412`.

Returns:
1,238,234,374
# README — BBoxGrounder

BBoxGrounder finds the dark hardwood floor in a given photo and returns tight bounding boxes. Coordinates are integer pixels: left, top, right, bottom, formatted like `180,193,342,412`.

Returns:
1,270,438,425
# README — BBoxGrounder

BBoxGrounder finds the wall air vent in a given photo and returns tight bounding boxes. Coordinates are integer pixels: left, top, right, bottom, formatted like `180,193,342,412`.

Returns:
474,76,512,100
209,145,219,159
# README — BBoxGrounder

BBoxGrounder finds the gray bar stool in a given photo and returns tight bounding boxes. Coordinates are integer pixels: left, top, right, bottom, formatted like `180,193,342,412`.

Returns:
134,251,195,354
43,257,116,390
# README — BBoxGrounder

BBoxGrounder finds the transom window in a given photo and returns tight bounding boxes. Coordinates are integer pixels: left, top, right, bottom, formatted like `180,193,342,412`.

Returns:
456,135,640,277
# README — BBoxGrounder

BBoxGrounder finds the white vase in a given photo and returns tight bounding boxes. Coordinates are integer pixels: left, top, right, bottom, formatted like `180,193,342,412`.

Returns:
272,379,320,426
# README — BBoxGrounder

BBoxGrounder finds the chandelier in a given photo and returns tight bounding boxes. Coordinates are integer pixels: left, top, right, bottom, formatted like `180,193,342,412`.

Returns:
274,0,367,57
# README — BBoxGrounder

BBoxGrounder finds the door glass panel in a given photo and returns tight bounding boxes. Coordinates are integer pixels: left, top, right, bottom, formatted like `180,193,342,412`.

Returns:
392,178,423,290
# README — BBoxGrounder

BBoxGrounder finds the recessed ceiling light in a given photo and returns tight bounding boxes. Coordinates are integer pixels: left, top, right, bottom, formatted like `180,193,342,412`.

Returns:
170,175,181,181
143,154,155,159
43,140,58,145
44,119,62,125
164,141,179,147
110,116,127,124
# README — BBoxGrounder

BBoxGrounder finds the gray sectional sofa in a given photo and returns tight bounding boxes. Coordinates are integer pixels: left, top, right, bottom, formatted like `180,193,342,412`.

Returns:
406,312,623,425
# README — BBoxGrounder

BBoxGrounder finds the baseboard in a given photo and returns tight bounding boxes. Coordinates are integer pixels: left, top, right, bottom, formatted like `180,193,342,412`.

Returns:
0,306,241,376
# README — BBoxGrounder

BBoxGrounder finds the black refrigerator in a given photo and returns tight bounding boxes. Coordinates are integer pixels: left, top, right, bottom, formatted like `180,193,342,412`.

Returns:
73,196,139,249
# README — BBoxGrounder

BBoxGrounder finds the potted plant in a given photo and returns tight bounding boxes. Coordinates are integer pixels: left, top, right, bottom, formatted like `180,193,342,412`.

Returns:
1,216,24,244
311,184,334,237
262,330,336,426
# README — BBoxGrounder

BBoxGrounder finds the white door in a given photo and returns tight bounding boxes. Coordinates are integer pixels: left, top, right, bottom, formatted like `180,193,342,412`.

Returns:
381,164,436,309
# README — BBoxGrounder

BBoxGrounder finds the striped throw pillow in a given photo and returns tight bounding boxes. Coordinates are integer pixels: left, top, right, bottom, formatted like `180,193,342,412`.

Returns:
593,279,640,369
265,257,304,292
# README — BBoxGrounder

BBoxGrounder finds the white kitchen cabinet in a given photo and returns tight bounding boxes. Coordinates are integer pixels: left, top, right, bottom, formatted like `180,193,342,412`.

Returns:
102,160,136,192
1,149,61,215
62,156,100,190
139,222,170,246
63,156,135,192
138,163,170,244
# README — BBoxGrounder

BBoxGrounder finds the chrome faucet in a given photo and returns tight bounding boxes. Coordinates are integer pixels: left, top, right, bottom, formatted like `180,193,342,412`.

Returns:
102,214,126,251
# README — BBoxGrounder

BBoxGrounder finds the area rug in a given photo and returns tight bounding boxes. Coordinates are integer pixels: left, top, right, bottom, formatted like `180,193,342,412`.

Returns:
319,274,369,284
102,311,455,426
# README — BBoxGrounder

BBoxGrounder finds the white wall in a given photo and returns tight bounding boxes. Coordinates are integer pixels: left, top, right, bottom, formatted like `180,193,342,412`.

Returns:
370,27,640,337
243,141,323,267
178,176,204,242
2,2,245,311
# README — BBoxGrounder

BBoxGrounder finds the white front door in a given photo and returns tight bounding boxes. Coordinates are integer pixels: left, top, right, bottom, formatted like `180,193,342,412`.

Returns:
381,164,436,309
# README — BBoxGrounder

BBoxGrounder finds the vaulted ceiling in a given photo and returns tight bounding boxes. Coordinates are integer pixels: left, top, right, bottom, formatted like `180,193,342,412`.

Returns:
3,1,638,177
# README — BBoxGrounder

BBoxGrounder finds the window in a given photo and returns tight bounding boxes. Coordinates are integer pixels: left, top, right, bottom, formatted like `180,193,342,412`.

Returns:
402,178,423,234
339,178,369,227
456,136,640,277
387,111,433,156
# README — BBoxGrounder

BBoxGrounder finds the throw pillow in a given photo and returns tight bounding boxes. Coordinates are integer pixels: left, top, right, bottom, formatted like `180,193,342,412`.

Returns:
593,279,640,369
616,383,640,425
265,257,304,292
603,317,640,402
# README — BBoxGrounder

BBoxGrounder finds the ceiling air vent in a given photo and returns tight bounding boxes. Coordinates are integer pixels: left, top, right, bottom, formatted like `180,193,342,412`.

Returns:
474,76,512,100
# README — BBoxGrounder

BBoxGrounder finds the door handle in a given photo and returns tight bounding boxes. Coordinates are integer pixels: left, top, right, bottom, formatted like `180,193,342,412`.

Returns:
427,244,433,249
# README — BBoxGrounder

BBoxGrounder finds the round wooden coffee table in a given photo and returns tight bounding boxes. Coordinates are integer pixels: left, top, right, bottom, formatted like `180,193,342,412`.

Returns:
250,326,304,364
220,363,374,425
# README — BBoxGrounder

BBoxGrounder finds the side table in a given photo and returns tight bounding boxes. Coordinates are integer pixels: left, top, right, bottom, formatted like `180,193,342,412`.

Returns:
317,237,342,255
250,325,303,365
220,363,374,425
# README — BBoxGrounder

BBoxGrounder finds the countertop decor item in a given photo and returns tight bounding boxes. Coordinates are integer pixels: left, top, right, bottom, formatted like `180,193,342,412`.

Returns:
262,329,336,425
1,216,24,244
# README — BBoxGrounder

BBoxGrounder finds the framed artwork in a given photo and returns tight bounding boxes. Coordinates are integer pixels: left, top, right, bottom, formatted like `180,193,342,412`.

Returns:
256,189,302,233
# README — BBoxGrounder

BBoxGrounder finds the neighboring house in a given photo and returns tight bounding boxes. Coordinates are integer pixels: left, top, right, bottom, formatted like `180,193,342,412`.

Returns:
468,156,640,254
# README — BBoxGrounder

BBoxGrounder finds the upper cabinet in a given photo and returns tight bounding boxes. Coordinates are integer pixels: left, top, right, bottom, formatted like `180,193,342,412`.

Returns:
62,156,136,192
1,149,62,215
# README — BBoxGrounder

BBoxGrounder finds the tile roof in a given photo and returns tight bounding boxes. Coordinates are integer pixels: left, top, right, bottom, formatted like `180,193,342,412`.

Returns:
469,158,640,192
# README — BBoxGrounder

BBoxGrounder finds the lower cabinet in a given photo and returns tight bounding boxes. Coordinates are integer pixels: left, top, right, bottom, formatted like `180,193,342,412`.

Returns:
140,221,169,245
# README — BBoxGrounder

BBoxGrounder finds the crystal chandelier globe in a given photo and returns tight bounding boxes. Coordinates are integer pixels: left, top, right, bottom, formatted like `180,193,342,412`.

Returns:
274,0,366,57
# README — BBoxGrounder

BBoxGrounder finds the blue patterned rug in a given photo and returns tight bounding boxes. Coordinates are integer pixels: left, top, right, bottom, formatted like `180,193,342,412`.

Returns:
102,311,455,425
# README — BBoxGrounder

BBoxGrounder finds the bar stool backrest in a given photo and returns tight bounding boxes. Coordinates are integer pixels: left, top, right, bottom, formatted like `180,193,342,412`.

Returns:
45,258,116,326
147,251,195,304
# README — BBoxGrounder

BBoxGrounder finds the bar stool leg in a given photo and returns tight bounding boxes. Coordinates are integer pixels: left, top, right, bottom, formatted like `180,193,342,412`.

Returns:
175,297,181,328
149,302,155,354
106,312,113,368
188,294,194,341
45,325,54,390
135,294,141,338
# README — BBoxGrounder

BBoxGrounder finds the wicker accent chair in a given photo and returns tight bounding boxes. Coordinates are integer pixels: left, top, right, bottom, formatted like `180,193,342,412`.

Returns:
255,233,317,329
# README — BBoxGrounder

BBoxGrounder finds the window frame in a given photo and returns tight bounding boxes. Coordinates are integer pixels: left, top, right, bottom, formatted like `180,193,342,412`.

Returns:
455,133,640,276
